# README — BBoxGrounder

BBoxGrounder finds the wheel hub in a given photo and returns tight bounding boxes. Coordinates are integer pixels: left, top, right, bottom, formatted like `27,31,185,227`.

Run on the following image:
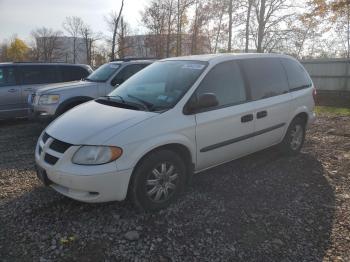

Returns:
146,162,179,203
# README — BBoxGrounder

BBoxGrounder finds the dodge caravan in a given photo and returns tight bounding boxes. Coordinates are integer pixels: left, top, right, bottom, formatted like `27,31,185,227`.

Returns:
35,54,316,211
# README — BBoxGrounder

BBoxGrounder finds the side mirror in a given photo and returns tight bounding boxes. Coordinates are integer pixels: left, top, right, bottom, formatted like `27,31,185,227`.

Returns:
198,93,219,109
184,93,219,115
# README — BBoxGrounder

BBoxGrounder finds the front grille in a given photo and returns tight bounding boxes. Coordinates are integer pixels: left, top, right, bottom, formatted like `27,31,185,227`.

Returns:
50,139,72,153
40,133,72,166
44,154,59,165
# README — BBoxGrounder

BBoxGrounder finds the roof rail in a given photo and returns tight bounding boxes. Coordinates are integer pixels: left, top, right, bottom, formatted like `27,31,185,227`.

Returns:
112,57,158,62
13,61,70,64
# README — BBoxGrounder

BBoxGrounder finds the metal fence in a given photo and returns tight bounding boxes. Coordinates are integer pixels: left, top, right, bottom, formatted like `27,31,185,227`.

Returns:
301,59,350,92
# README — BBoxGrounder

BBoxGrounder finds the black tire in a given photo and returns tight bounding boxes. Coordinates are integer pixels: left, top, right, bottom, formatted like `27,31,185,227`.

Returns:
279,117,306,156
129,150,187,211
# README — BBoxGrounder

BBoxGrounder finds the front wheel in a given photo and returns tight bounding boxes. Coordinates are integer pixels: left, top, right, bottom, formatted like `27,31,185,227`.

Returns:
279,117,306,156
128,150,187,211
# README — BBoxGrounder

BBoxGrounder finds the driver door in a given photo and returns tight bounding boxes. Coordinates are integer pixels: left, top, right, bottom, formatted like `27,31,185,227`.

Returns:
194,61,256,171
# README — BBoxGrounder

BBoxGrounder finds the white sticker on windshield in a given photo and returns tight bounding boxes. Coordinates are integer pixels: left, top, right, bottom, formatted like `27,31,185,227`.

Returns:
182,64,205,70
157,95,168,101
110,65,120,69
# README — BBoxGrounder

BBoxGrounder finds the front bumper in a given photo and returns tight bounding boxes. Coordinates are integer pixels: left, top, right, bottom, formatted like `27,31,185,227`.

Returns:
35,136,133,203
28,94,58,119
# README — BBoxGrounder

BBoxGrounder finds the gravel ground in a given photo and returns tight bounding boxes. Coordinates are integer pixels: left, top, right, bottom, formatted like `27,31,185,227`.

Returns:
0,115,349,262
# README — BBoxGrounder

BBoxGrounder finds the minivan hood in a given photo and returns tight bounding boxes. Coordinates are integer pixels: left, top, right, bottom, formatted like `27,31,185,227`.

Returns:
46,101,158,145
36,80,97,94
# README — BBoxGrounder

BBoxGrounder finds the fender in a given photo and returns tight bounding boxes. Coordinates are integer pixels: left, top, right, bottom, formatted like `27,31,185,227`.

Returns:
55,96,94,116
280,105,311,140
115,133,196,172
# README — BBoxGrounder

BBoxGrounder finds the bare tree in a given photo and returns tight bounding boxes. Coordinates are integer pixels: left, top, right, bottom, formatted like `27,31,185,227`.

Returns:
176,0,193,56
211,0,227,53
253,0,294,52
117,17,132,58
31,27,62,62
244,0,254,52
142,0,167,58
80,23,102,65
106,0,125,61
63,16,84,63
190,0,211,55
228,0,234,52
166,0,175,57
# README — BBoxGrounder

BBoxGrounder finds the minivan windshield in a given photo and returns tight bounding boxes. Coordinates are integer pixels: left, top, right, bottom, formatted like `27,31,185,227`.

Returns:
107,60,207,112
86,63,120,82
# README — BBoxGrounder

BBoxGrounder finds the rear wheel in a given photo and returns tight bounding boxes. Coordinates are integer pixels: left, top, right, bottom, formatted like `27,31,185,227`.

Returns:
279,117,306,156
129,150,187,211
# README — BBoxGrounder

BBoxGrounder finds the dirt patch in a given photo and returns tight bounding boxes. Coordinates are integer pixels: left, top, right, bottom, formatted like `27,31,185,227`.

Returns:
0,115,349,261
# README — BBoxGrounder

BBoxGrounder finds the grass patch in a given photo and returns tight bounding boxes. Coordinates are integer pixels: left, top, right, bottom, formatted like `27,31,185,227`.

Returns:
315,106,350,116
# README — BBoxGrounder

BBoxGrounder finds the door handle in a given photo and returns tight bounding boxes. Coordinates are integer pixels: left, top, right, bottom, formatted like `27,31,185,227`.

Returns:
8,88,18,93
24,88,33,91
257,111,268,119
241,114,254,123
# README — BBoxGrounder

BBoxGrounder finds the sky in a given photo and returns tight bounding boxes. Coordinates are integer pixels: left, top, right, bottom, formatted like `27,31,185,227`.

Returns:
0,0,149,42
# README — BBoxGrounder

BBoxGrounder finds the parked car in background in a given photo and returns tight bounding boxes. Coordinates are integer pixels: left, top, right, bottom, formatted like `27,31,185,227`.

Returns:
0,62,92,120
35,53,316,211
29,59,154,119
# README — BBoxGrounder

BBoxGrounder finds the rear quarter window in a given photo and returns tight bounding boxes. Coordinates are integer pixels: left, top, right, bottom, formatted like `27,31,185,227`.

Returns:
60,66,89,82
281,59,312,91
242,58,289,100
20,65,62,85
21,66,46,85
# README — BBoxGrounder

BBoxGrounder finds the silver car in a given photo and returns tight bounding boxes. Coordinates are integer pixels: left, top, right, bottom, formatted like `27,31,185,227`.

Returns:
0,62,92,119
29,59,153,119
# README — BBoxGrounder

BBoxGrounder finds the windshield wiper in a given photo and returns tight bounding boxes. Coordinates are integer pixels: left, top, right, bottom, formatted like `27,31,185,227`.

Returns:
108,95,126,104
127,94,153,111
96,96,140,111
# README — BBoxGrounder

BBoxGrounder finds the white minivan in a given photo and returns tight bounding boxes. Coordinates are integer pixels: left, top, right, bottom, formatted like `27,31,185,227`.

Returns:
35,54,316,211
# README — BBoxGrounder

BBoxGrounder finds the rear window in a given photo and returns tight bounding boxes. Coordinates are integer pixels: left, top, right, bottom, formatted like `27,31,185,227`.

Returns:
282,59,312,91
242,58,289,100
20,65,63,85
60,66,89,82
0,67,16,87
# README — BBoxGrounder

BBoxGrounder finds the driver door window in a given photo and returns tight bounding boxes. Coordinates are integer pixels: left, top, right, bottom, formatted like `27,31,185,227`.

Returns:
195,61,247,111
111,64,146,86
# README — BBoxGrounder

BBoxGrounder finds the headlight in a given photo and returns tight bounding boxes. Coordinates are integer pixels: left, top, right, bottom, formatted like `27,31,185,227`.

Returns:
39,94,60,105
72,146,123,165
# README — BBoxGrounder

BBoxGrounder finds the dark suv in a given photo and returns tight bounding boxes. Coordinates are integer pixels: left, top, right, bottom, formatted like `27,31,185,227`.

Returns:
0,63,92,119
